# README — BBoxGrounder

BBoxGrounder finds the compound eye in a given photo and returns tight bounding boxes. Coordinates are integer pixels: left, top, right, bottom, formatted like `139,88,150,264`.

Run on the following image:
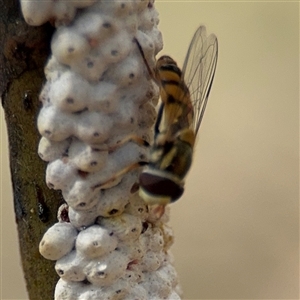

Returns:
139,172,184,203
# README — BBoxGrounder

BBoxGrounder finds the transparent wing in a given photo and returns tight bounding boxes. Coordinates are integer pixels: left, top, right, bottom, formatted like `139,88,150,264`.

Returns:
182,25,218,135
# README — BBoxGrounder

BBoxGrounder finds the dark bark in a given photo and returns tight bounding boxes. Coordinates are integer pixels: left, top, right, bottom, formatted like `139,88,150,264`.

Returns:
0,1,61,299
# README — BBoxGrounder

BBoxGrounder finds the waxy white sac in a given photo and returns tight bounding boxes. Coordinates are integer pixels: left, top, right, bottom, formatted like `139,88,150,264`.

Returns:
20,0,182,299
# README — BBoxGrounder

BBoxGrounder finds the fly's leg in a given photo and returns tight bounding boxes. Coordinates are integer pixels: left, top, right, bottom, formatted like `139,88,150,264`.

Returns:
154,102,164,138
91,161,148,191
108,134,149,153
148,204,166,220
133,37,157,81
91,134,150,191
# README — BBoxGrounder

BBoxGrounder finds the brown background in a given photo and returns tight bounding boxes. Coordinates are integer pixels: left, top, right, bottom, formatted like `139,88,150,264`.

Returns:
1,1,299,299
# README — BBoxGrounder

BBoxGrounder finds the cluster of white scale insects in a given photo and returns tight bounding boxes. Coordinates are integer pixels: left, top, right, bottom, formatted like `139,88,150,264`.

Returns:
20,0,182,299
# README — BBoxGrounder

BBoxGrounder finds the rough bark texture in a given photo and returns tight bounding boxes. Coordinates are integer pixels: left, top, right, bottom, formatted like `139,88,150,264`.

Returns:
0,1,60,299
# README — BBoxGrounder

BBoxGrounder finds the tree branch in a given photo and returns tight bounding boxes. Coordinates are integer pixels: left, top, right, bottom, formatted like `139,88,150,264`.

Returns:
0,1,60,298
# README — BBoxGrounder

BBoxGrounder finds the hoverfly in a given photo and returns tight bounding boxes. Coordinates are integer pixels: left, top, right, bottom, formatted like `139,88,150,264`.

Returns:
137,25,218,206
91,26,218,210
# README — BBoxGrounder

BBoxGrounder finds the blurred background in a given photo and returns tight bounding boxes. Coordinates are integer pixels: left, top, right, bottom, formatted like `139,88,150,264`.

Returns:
1,1,299,299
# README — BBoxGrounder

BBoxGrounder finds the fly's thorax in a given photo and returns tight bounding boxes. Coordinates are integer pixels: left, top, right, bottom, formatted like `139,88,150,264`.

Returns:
165,128,195,179
149,136,172,166
167,137,193,179
148,131,193,181
154,130,169,146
